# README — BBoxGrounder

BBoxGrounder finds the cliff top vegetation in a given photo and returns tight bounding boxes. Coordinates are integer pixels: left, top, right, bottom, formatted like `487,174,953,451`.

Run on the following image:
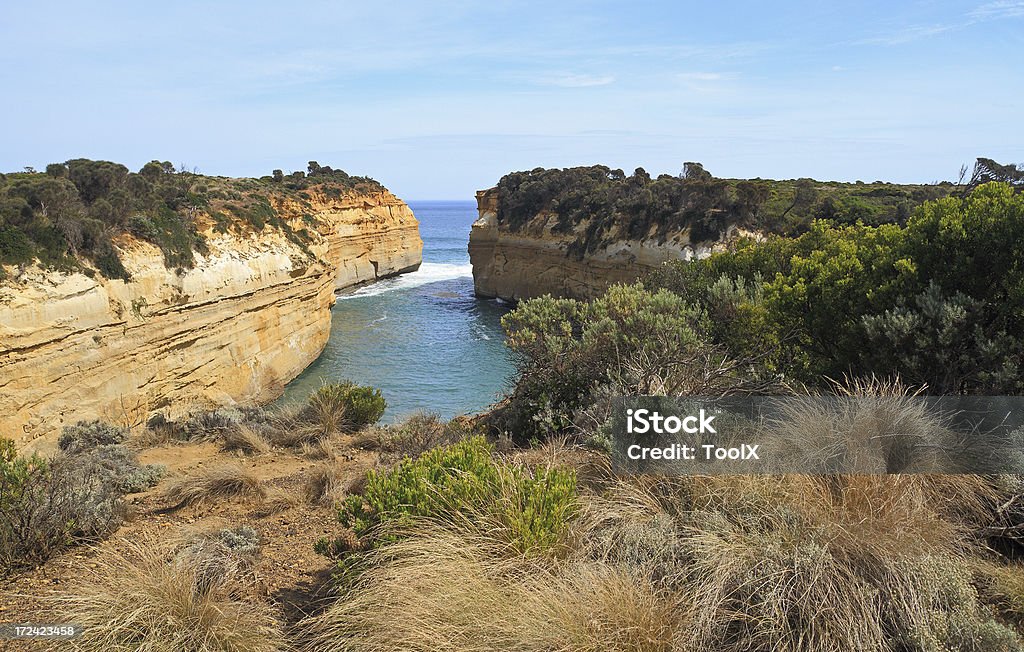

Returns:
0,159,385,281
492,157,1023,259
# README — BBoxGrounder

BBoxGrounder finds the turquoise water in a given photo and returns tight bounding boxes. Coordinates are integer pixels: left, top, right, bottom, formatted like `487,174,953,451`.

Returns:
279,200,514,422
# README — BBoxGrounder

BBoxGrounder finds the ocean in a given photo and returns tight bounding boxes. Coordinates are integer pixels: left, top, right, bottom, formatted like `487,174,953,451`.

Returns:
278,200,514,422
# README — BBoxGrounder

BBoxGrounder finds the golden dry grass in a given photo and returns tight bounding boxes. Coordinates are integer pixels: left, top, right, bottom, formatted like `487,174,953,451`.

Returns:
298,464,1023,652
51,537,287,652
219,424,270,455
162,464,266,509
300,436,338,461
299,528,684,652
303,463,347,506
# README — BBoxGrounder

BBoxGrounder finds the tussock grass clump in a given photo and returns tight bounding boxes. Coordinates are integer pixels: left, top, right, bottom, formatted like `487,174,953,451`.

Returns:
265,381,383,448
53,537,286,652
176,525,262,592
162,465,266,509
304,464,347,506
574,473,1019,651
300,436,338,461
299,528,683,652
359,411,474,460
308,382,385,432
219,423,271,455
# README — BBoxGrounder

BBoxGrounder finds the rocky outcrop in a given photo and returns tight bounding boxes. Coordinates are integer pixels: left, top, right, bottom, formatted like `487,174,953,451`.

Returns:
469,188,736,301
292,191,422,290
1,190,421,450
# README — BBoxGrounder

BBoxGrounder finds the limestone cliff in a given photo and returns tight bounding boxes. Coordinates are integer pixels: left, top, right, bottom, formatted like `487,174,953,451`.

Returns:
469,188,736,301
1,189,421,450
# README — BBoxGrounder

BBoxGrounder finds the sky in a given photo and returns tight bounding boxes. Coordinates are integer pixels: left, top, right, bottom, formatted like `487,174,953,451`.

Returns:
1,1,1021,199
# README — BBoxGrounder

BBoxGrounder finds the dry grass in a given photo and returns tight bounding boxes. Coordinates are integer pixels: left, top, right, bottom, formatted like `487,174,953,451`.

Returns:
175,526,262,593
299,463,1022,652
51,537,287,652
355,411,473,462
300,436,338,461
264,405,339,449
760,392,954,474
574,472,1016,651
162,465,266,509
303,463,347,506
298,527,684,652
220,424,271,456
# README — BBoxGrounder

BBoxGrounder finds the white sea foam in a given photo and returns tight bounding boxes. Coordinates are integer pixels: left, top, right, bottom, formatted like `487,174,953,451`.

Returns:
339,262,473,300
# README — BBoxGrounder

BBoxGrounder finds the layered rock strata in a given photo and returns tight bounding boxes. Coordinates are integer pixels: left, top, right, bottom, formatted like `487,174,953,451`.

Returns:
469,188,735,301
0,190,421,449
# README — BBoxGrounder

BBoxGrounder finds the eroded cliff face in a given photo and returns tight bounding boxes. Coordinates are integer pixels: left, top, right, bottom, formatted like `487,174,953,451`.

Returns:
291,191,422,290
469,188,737,301
1,190,421,450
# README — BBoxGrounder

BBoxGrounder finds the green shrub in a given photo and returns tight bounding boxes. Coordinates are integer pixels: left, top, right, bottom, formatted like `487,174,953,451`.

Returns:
493,164,952,258
499,465,578,553
0,158,382,279
332,436,577,555
339,436,499,539
309,382,386,431
500,282,732,441
0,223,35,266
645,181,1024,394
1,437,133,573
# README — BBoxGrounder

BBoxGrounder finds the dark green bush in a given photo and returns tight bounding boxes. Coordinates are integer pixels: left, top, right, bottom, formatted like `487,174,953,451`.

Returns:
0,224,35,266
493,164,953,259
645,181,1024,394
309,382,386,431
0,159,381,278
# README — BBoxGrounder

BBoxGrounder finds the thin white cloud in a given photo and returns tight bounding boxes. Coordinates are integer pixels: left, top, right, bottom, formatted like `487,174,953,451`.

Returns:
971,1,1024,19
859,23,955,45
859,1,1023,47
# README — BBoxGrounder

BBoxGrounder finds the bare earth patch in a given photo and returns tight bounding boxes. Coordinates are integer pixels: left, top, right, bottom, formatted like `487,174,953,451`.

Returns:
0,436,378,649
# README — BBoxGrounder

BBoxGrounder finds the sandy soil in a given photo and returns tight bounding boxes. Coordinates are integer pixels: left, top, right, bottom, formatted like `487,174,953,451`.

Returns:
0,435,378,650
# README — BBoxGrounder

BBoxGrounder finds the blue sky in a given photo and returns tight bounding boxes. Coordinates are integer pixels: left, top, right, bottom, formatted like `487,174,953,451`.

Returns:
1,1,1021,199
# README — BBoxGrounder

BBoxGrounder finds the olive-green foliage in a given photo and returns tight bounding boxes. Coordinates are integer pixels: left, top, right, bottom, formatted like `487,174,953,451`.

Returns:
647,182,1024,394
0,158,385,278
131,204,208,269
500,283,712,442
0,438,45,522
501,464,579,553
0,430,153,574
334,436,576,554
495,164,950,259
310,382,386,431
58,419,128,453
